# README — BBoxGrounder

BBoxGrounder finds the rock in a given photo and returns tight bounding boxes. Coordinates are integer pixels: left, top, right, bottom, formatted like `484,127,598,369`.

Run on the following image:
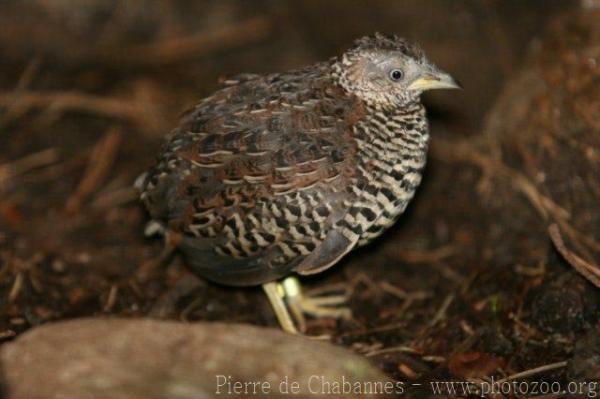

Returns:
530,272,600,334
567,324,600,382
481,8,600,267
373,6,600,376
478,327,514,357
0,318,393,399
410,8,600,275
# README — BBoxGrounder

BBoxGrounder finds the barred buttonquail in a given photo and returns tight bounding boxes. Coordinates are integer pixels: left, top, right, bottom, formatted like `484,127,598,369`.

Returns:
140,33,460,334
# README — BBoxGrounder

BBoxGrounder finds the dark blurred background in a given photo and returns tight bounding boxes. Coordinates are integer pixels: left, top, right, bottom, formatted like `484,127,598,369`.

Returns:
1,0,599,389
0,0,576,129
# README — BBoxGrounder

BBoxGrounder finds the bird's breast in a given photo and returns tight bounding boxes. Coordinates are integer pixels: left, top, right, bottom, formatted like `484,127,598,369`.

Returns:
340,104,430,246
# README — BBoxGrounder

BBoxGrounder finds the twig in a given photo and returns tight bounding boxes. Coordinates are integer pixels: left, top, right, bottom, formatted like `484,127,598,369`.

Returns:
135,242,178,283
0,91,143,124
365,345,418,357
338,322,407,338
127,279,144,299
8,273,24,303
90,186,138,209
351,276,430,317
428,293,455,327
148,275,204,318
433,138,600,258
14,57,42,92
556,218,600,254
398,363,419,379
97,17,271,66
432,262,470,288
180,297,204,322
514,261,546,277
0,330,16,340
103,284,119,312
392,245,456,264
494,361,567,384
304,282,349,297
66,128,122,213
379,281,431,301
460,319,475,336
548,224,600,287
0,148,60,188
422,355,446,363
432,139,570,221
0,57,43,128
349,272,380,295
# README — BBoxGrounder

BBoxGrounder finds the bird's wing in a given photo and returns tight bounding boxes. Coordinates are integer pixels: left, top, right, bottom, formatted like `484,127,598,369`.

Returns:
141,70,366,285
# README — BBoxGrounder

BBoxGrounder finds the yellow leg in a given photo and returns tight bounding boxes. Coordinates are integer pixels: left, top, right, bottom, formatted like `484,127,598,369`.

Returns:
281,277,307,332
262,282,299,334
283,276,351,321
263,277,352,335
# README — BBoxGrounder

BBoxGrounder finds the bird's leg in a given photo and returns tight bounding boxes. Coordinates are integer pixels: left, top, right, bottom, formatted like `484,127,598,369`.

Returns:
281,276,352,327
280,277,307,333
263,277,352,334
262,282,300,334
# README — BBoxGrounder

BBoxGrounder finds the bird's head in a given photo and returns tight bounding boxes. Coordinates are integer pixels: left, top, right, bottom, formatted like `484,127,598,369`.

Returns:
333,33,460,108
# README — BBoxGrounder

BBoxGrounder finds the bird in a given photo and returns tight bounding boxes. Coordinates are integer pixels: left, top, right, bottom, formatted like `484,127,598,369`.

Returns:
139,33,460,334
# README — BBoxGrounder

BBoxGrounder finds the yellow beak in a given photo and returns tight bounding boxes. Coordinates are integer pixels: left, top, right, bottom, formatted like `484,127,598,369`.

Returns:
407,72,461,91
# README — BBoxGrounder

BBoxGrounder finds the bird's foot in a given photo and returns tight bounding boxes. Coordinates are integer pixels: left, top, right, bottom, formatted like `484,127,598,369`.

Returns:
262,276,351,336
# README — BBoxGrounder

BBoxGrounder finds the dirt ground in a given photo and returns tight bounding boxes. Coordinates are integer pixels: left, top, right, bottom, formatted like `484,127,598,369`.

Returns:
0,1,598,396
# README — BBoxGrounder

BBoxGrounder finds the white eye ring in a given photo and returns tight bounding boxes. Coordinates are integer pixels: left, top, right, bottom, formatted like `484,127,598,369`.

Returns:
389,69,404,81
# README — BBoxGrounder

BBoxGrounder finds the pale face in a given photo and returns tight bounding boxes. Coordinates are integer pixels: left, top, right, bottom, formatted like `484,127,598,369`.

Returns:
338,49,460,108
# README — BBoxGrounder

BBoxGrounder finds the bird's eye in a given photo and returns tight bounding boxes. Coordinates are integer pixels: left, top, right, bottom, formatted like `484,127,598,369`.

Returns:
389,69,404,81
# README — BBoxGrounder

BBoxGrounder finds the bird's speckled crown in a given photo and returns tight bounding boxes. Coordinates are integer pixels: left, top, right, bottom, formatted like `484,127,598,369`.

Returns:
331,33,429,107
349,33,425,61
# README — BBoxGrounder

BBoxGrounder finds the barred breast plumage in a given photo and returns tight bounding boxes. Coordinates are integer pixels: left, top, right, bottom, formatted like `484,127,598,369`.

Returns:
140,33,459,287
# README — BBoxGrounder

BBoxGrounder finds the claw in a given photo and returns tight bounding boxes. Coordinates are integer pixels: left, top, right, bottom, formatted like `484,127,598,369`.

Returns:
262,276,352,335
